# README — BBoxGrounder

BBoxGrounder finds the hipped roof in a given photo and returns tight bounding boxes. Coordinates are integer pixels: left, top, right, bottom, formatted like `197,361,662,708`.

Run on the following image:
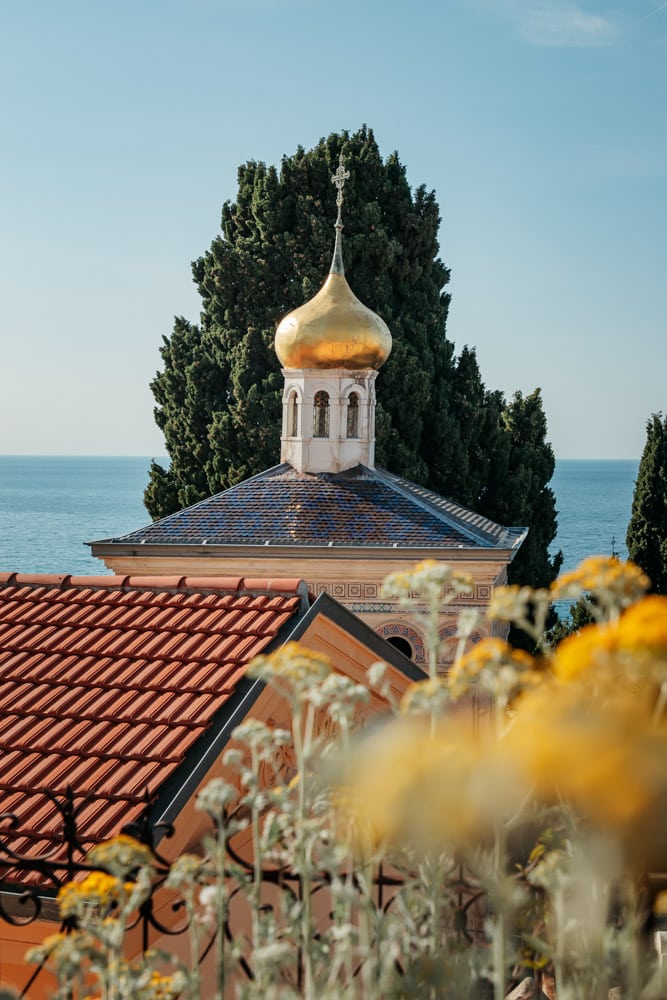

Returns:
91,464,527,554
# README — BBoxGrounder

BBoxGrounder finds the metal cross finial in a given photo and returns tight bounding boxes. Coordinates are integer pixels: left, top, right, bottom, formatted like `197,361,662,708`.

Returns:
329,153,350,275
331,153,350,224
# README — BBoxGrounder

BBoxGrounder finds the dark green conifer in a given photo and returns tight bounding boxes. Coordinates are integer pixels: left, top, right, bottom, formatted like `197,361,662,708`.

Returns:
481,389,562,589
627,413,667,593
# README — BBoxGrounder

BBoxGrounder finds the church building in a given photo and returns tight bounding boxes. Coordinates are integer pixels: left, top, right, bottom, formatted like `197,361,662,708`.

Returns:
90,158,526,670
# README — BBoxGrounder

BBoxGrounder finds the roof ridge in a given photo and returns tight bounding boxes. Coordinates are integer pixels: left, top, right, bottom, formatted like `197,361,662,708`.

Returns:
0,573,310,601
372,467,508,546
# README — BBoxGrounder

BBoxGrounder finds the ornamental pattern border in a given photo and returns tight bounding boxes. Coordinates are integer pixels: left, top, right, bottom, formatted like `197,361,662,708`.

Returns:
308,582,494,602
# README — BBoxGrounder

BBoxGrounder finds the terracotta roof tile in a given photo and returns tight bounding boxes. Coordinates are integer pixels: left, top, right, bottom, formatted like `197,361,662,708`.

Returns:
0,574,305,879
61,756,115,791
1,758,38,792
149,726,194,761
1,714,48,746
0,790,29,814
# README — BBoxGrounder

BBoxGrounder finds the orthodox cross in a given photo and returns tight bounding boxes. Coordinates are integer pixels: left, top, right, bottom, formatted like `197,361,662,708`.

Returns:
329,153,350,274
331,153,350,227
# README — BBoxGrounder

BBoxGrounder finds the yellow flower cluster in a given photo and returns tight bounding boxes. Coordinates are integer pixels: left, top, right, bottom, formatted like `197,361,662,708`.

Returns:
505,681,667,838
141,969,188,999
343,577,667,869
382,559,473,602
250,641,332,688
69,967,184,1000
340,718,526,855
58,871,125,918
551,555,649,610
447,637,540,699
487,585,546,623
25,929,103,973
86,834,154,878
553,594,667,684
165,852,209,890
400,676,450,715
617,594,667,651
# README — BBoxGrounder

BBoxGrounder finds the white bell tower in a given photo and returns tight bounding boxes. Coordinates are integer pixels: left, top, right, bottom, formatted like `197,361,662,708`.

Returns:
280,368,378,473
274,154,392,475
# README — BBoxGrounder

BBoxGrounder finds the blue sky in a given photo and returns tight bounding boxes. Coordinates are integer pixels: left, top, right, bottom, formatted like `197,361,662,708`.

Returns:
1,0,665,460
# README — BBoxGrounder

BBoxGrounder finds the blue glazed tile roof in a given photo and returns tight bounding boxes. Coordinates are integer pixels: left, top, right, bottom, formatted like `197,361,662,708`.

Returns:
93,465,526,552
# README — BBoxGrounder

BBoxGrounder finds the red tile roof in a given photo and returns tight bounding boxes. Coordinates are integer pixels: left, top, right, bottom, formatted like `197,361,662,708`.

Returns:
0,573,307,886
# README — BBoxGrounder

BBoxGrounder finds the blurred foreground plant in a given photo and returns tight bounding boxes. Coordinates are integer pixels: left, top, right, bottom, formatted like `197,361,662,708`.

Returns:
27,557,667,999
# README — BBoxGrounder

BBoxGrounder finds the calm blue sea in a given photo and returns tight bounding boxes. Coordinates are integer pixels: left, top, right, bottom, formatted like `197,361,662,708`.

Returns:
550,459,638,573
0,456,160,575
0,456,639,578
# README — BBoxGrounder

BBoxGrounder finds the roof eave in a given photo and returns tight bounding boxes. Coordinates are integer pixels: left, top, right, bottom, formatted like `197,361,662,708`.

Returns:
88,541,523,563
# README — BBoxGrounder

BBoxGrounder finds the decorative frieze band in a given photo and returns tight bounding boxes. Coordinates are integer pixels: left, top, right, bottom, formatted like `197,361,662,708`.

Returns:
348,603,394,614
308,581,493,602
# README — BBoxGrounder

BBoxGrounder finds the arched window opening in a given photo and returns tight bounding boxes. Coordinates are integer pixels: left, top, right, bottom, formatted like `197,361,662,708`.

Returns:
386,635,413,659
288,390,299,438
313,391,330,438
346,392,359,438
378,623,425,664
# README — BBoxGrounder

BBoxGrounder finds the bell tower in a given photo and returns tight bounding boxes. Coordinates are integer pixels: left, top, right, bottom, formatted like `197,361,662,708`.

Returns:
274,155,392,474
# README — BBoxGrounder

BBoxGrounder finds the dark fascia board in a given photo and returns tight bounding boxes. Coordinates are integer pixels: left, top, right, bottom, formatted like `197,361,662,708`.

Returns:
0,886,60,918
147,591,426,836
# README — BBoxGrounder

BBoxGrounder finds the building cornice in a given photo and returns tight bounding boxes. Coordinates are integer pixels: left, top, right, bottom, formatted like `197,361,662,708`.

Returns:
88,540,521,564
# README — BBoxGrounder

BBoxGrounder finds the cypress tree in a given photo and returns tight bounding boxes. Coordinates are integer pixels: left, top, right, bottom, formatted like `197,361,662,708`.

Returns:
480,389,562,589
627,413,667,593
146,126,560,591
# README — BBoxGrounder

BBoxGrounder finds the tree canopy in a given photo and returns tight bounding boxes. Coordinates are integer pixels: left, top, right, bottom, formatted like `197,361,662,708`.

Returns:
627,412,667,593
145,125,560,590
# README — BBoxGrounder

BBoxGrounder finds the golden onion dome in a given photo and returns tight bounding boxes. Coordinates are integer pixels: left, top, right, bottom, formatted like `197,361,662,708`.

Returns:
274,155,392,372
275,270,392,371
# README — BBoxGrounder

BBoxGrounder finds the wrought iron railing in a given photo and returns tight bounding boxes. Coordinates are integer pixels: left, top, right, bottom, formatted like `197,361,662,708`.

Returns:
0,790,488,997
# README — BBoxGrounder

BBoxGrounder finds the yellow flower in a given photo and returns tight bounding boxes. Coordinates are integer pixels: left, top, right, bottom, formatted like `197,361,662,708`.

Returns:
87,834,154,879
382,560,473,602
339,717,526,856
58,871,123,917
488,585,548,622
553,596,667,686
552,622,617,682
400,676,450,715
447,638,539,699
25,932,65,964
143,970,188,999
26,929,105,977
505,681,667,834
165,853,209,890
57,871,141,923
250,642,331,688
551,556,649,612
616,595,667,655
